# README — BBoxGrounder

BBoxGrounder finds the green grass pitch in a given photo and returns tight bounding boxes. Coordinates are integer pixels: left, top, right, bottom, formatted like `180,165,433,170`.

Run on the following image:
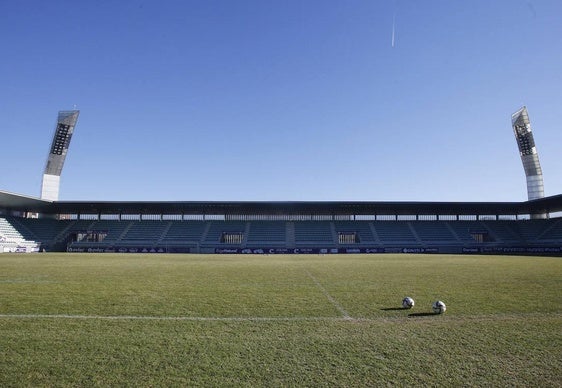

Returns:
1,253,560,386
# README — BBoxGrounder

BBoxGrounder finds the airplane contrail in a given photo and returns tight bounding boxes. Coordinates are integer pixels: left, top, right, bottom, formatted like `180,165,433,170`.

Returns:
391,12,396,48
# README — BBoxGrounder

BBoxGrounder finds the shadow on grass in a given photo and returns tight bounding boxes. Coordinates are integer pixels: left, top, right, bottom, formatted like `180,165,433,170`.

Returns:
380,307,409,311
408,312,439,317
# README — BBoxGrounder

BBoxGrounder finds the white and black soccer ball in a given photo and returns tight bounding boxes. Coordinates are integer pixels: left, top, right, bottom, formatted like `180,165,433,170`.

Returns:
402,297,415,309
432,300,446,314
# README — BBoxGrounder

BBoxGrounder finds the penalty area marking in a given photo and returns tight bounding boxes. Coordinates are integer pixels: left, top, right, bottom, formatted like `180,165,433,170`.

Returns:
304,269,351,320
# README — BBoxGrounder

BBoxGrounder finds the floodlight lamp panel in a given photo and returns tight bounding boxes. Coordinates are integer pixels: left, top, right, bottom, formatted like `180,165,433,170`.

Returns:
510,106,545,206
516,133,536,156
44,110,79,176
511,106,538,157
50,123,72,156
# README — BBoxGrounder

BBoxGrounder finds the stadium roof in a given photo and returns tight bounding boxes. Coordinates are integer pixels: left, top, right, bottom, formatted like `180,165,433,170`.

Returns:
2,190,562,217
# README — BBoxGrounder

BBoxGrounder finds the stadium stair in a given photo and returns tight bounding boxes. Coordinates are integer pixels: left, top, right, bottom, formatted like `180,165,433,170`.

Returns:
286,222,296,248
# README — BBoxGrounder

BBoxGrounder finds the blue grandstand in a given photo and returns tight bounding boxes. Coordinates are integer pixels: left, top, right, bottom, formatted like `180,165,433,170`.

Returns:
1,194,562,255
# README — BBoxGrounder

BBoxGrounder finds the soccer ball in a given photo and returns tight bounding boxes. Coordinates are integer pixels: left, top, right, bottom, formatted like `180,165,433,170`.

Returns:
432,300,446,314
402,297,415,309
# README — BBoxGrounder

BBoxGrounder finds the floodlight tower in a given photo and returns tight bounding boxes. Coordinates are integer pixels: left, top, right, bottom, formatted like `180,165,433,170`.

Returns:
40,110,80,201
511,106,546,218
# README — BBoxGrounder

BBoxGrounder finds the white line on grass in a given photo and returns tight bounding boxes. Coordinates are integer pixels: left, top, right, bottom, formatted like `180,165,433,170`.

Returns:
0,312,562,322
0,312,559,323
0,314,349,322
304,269,351,319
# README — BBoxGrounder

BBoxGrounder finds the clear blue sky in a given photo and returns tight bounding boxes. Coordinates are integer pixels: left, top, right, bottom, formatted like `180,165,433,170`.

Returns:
1,0,561,202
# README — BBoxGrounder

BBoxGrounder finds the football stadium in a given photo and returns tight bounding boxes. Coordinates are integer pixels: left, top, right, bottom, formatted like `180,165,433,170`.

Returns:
1,110,561,386
2,2,561,385
1,109,562,255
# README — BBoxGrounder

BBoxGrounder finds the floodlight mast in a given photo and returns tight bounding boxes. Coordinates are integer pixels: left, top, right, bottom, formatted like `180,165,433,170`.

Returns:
511,106,546,219
40,110,80,201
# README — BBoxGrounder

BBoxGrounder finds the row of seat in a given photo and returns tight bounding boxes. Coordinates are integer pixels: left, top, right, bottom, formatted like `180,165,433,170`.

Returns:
2,217,561,250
